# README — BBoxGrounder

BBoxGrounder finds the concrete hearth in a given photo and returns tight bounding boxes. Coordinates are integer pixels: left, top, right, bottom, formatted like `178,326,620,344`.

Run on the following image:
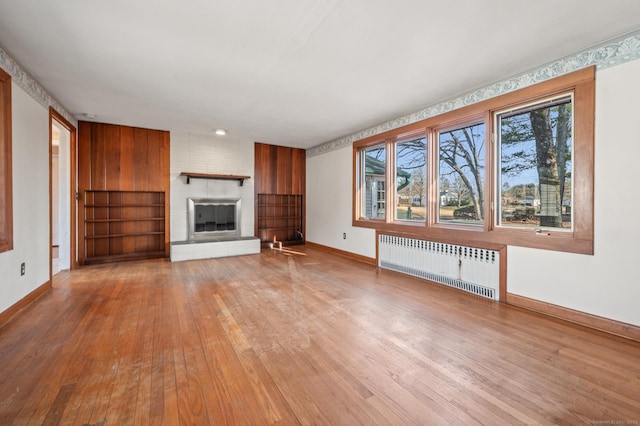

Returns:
170,236,261,262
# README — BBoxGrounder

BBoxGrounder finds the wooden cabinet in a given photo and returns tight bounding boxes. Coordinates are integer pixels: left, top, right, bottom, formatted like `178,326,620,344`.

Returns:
83,190,166,264
257,194,304,244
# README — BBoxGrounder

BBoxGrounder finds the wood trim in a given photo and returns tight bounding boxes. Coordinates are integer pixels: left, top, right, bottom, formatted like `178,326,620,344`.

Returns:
352,144,358,227
498,245,507,302
50,108,78,269
507,293,640,343
0,280,51,328
0,67,13,253
352,67,596,255
304,241,376,266
49,112,52,280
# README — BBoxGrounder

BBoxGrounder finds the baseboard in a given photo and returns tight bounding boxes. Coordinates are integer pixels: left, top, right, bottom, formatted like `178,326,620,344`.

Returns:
0,280,52,329
507,293,640,343
304,241,376,266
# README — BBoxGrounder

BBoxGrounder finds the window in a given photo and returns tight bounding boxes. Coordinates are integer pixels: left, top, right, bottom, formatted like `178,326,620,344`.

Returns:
438,122,485,226
395,136,426,222
361,144,386,220
0,67,12,253
353,67,594,254
496,95,573,231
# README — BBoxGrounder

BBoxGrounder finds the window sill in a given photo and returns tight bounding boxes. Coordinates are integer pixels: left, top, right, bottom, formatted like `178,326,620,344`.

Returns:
352,220,593,255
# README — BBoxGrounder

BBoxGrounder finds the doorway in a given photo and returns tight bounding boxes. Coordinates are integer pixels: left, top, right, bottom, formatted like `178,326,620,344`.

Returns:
50,109,77,275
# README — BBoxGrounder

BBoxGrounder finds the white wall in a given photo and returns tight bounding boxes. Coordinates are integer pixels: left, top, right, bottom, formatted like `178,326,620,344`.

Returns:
507,59,640,326
0,83,50,313
170,132,255,242
306,145,376,258
306,58,640,327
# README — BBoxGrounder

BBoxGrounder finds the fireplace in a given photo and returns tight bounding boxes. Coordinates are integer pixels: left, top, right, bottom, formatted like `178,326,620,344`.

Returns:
187,198,241,241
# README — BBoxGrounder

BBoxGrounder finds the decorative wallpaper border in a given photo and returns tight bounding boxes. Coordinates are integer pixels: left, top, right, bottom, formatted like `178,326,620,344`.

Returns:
0,45,77,126
307,30,640,158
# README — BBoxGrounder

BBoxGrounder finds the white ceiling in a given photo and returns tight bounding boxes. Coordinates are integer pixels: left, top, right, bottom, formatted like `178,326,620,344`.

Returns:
1,1,639,149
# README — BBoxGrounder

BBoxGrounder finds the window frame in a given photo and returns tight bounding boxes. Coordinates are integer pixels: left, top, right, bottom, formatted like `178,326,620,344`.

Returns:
0,67,12,254
357,141,388,222
353,67,595,254
433,114,487,229
354,128,429,229
393,131,427,224
493,92,574,233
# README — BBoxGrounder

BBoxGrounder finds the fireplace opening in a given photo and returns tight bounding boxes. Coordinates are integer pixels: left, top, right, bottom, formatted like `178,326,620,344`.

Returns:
188,198,241,241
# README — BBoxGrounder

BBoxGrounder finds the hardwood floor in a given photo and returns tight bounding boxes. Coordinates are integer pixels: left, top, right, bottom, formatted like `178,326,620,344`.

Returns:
0,246,639,425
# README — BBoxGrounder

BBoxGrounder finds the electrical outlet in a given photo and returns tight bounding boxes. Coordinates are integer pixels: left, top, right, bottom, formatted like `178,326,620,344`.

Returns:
343,232,346,239
21,262,25,276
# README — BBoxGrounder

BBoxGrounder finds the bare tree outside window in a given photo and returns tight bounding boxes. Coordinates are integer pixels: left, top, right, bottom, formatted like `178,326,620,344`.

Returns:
396,137,426,221
353,68,593,254
438,123,485,225
497,95,573,230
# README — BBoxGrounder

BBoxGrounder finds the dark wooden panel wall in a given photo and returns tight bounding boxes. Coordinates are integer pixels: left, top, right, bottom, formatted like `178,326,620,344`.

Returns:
254,143,306,244
254,143,306,195
78,121,169,192
78,121,170,263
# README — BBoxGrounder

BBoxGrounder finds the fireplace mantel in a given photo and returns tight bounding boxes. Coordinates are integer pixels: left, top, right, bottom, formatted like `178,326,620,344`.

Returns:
180,172,251,186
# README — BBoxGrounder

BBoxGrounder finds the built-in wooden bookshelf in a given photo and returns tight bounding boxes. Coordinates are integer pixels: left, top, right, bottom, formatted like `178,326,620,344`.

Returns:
78,121,170,264
257,194,304,245
83,190,166,264
254,143,306,246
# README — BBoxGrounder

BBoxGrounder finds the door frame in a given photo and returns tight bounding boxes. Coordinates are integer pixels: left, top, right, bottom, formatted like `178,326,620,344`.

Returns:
49,107,77,277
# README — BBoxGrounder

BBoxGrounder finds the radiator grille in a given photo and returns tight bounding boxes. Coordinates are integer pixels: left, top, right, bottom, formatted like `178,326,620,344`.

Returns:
378,234,500,300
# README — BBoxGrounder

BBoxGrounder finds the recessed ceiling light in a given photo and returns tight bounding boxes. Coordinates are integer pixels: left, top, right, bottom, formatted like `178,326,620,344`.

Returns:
215,129,227,136
83,113,97,119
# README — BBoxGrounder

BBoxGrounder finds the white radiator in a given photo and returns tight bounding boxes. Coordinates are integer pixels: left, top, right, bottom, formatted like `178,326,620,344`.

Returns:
378,234,500,300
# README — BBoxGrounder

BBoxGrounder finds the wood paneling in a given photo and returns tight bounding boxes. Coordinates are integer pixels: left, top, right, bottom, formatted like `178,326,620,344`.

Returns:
254,143,306,244
79,122,169,192
120,126,135,191
78,122,170,264
254,143,306,195
0,247,638,423
133,127,149,189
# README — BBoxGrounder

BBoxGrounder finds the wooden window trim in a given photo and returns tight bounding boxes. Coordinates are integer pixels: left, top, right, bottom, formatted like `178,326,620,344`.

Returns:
0,68,12,253
431,113,486,229
353,67,595,255
391,129,427,224
355,141,388,223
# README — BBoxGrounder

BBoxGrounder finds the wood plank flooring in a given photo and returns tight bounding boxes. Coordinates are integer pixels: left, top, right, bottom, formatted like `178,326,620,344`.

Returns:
0,245,639,425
